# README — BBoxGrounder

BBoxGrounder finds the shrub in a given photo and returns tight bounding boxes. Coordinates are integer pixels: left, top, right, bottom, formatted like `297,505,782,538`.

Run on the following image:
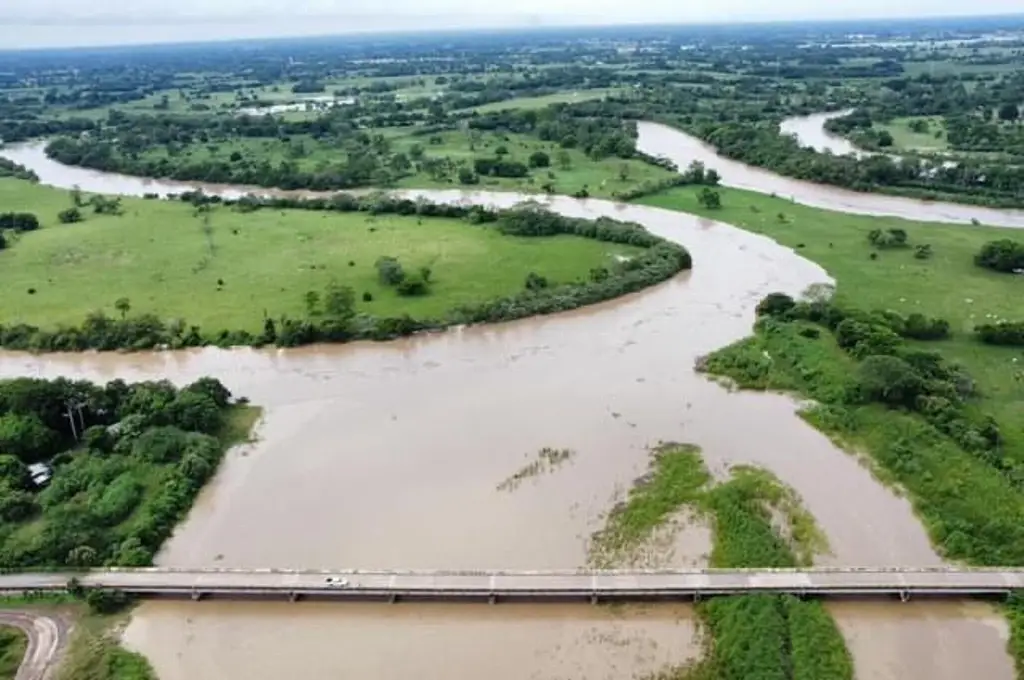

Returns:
0,212,40,232
375,256,406,286
697,187,722,209
975,239,1024,273
857,355,925,408
57,207,83,224
396,274,430,297
528,151,550,168
524,272,549,291
756,292,796,317
914,244,933,260
975,321,1024,346
867,228,909,248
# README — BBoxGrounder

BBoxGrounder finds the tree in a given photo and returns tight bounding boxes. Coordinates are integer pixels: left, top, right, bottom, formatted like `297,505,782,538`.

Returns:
756,293,796,317
114,297,131,319
998,103,1020,122
697,187,721,210
556,150,572,170
375,256,406,286
528,151,550,168
304,291,321,316
0,413,59,463
524,272,549,291
975,239,1024,273
857,355,925,408
323,281,355,320
0,455,31,490
618,164,630,182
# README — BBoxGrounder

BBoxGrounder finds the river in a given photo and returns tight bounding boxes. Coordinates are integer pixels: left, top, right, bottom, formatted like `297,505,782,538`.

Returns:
0,118,1015,680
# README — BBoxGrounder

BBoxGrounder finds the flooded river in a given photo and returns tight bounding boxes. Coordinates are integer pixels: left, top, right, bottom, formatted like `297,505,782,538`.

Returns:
0,121,1016,680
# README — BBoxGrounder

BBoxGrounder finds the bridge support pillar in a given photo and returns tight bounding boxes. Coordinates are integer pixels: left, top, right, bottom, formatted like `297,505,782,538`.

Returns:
488,594,497,605
899,590,911,603
693,593,702,604
191,591,204,602
288,592,300,603
590,594,599,605
388,593,397,604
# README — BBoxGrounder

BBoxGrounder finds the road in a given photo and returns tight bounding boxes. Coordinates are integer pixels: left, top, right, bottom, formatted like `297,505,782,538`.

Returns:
5,567,1024,602
0,610,70,680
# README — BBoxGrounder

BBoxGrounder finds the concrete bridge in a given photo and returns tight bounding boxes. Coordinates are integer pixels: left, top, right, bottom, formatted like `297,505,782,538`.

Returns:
3,567,1024,604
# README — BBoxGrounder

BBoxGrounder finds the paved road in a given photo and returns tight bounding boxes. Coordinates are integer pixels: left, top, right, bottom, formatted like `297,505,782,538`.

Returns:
0,611,70,680
4,567,1024,601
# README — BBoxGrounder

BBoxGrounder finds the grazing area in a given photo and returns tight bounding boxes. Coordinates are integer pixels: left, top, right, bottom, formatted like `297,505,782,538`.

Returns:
0,179,694,351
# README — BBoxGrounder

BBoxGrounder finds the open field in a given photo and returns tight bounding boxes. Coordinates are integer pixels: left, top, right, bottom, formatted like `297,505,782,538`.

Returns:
875,116,950,152
0,179,640,332
112,127,674,199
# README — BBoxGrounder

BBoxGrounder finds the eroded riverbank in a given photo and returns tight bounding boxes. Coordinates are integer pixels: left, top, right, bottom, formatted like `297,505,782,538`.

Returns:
0,125,1016,680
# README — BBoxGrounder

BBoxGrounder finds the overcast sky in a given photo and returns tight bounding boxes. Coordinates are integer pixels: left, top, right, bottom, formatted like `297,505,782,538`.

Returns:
1,0,1022,49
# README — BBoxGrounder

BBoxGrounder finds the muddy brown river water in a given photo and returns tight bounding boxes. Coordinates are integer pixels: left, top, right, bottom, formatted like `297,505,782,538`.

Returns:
0,116,1017,679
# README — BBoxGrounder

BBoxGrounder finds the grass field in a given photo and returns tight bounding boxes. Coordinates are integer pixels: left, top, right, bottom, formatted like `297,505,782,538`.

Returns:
0,179,640,332
875,116,949,152
119,126,673,200
639,187,1024,459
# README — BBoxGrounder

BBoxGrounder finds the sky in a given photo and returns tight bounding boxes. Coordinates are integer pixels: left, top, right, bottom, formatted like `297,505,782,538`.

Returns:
1,0,1023,49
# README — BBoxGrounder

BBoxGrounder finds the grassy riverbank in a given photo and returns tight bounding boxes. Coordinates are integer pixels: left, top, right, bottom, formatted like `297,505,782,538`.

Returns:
0,179,642,333
56,610,156,680
638,187,1024,670
638,187,1024,462
593,444,851,680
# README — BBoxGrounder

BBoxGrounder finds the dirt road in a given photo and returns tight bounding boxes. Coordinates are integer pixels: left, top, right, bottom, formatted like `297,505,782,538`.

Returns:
0,611,70,680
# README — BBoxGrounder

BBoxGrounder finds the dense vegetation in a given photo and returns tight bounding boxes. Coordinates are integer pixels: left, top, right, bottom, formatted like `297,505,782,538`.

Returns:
593,443,850,680
0,187,689,352
0,626,26,680
0,375,255,569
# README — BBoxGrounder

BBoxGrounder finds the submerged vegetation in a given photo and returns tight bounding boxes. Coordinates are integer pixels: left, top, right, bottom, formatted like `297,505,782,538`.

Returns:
593,443,850,680
496,447,575,493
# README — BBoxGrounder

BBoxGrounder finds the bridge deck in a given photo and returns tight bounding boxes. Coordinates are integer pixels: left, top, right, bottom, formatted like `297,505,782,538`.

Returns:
3,568,1024,603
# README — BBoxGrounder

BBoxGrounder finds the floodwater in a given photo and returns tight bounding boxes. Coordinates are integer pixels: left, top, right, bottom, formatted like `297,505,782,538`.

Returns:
779,109,864,157
0,123,1017,680
636,119,1024,228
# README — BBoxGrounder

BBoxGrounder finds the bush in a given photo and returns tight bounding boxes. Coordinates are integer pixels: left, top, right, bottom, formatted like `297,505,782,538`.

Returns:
524,272,549,291
867,228,909,248
913,244,933,260
57,207,83,224
0,212,40,232
756,292,796,317
975,239,1024,273
857,355,926,408
697,187,721,209
528,151,550,168
975,321,1024,346
395,274,430,297
375,256,406,286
